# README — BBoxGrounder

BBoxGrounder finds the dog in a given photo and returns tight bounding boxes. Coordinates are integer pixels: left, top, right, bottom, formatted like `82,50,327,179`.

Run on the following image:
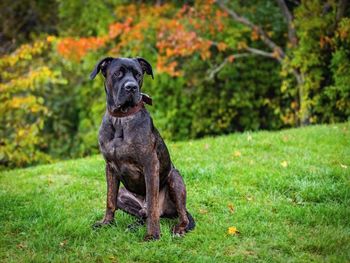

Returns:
90,57,195,240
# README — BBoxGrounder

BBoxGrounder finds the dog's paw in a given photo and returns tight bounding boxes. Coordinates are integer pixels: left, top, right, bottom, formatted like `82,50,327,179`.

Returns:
144,233,160,241
92,219,115,229
172,225,186,237
138,208,147,218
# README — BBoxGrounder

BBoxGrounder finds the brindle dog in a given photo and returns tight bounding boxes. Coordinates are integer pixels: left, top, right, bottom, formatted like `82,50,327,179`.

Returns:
90,57,195,240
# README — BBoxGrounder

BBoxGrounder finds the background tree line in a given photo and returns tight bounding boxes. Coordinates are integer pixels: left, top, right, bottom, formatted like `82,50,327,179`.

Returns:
0,0,349,168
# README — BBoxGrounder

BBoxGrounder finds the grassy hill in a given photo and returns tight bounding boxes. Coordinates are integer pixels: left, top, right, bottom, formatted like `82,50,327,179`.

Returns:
1,123,349,262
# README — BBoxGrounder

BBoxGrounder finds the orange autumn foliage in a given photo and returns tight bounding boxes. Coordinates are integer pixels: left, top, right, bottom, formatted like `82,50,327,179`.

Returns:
109,18,133,39
56,1,229,76
57,37,108,61
156,21,212,76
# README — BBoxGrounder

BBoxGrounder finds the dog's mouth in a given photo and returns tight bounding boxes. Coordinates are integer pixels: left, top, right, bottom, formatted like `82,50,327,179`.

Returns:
114,96,138,113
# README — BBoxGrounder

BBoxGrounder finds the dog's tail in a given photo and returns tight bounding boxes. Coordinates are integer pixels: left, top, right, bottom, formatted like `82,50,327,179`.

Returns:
185,211,196,232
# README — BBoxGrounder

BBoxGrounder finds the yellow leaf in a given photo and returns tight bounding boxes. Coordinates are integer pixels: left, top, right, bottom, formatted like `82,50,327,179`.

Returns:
228,226,239,235
46,36,56,43
233,150,241,157
281,161,288,168
17,129,26,137
237,41,247,50
59,240,68,247
228,203,235,213
199,208,208,214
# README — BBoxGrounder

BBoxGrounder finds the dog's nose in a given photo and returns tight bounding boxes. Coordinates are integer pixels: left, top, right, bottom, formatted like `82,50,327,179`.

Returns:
125,83,138,93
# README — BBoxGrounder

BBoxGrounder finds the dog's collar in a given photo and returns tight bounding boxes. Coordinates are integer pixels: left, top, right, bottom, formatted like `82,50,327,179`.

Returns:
108,93,152,118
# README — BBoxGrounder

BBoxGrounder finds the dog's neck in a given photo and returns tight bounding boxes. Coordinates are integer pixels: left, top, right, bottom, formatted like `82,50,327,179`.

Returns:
108,93,152,118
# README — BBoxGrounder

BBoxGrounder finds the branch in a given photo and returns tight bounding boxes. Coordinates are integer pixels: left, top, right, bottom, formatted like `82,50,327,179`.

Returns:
276,0,298,46
245,47,281,61
207,53,252,80
215,0,286,59
207,44,286,80
276,0,293,25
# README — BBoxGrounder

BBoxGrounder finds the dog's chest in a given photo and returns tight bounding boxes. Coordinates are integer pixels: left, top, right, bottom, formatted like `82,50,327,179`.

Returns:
110,119,148,187
112,161,143,179
112,119,124,140
109,156,146,194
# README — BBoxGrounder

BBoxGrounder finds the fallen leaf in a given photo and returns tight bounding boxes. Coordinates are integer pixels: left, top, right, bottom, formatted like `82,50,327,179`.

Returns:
340,164,348,169
204,143,209,150
16,243,27,249
233,150,241,157
281,161,288,168
108,256,118,263
199,208,208,214
59,240,68,247
228,226,240,235
246,196,253,201
228,203,235,213
243,250,255,256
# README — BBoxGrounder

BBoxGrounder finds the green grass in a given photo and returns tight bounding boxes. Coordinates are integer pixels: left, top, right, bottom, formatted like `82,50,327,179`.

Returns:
1,123,349,262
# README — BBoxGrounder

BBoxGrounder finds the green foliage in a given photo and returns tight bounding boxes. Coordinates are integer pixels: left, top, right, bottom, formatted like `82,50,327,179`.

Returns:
57,0,120,37
318,17,350,122
284,0,350,124
0,41,56,168
188,57,284,137
0,38,79,168
1,123,349,261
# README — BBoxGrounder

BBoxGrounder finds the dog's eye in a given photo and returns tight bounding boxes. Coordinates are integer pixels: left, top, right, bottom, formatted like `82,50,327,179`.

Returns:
135,73,142,79
114,71,123,79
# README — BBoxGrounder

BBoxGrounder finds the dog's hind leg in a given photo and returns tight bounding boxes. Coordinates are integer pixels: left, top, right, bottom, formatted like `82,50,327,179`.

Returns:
117,187,146,218
117,188,147,231
167,168,195,235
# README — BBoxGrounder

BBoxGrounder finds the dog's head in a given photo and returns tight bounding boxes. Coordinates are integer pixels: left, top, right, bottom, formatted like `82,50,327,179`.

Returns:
90,57,153,112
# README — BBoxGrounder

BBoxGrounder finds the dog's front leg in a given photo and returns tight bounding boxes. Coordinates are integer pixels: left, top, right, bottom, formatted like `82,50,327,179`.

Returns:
93,163,120,228
143,153,160,241
104,162,120,222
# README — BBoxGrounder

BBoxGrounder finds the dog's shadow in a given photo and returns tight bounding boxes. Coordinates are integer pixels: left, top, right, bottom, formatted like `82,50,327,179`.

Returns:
92,212,179,235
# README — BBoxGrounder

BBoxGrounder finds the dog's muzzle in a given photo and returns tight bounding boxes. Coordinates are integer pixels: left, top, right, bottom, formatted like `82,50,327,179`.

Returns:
124,81,138,94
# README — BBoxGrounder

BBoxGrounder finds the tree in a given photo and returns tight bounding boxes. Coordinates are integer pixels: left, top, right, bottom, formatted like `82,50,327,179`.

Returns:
215,0,349,125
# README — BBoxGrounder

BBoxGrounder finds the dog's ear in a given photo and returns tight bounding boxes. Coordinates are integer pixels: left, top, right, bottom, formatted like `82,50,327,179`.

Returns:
90,57,114,80
136,57,154,79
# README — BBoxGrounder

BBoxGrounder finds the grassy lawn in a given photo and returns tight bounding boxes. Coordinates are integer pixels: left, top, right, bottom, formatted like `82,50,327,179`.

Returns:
1,123,349,262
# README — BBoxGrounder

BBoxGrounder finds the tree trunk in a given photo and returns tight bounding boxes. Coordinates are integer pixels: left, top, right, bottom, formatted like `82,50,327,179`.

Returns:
293,69,309,126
